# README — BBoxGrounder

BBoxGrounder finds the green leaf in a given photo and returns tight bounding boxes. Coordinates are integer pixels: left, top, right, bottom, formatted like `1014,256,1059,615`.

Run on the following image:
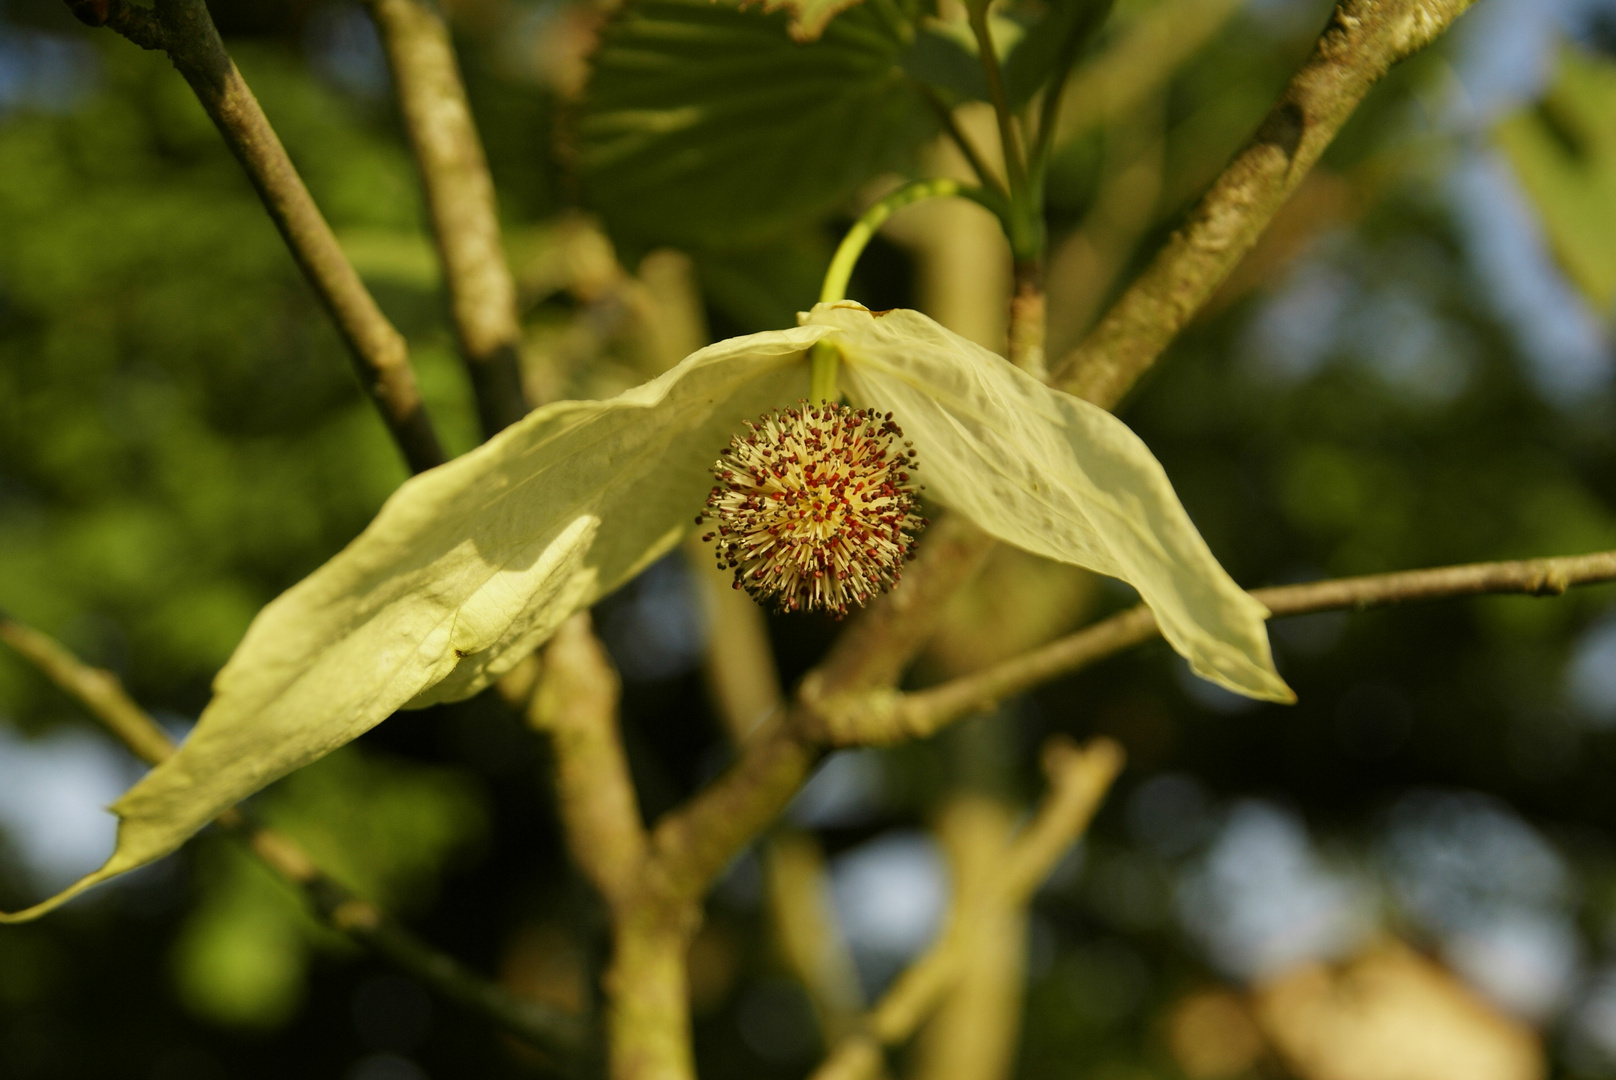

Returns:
0,325,828,922
695,230,833,332
1496,48,1616,313
817,303,1293,703
575,0,935,249
899,22,990,103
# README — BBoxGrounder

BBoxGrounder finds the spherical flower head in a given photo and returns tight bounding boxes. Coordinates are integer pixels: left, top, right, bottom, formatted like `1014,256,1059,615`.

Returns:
697,402,927,617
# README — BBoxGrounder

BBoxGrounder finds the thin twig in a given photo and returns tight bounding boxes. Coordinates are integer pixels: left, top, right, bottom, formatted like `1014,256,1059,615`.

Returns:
1025,0,1115,176
69,0,445,473
365,0,532,435
1053,0,1480,409
0,617,174,767
815,550,1616,746
809,737,1125,1080
0,612,583,1063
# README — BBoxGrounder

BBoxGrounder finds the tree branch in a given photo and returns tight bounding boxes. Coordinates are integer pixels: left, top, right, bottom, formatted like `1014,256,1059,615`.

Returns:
525,612,708,1080
648,514,996,902
0,611,582,1061
69,0,445,473
821,550,1616,746
809,737,1124,1080
365,0,531,435
692,544,866,1038
1053,0,1479,409
527,612,646,913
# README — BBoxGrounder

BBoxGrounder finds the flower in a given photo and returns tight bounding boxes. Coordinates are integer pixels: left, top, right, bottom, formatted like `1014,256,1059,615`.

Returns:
698,402,926,616
4,301,1289,921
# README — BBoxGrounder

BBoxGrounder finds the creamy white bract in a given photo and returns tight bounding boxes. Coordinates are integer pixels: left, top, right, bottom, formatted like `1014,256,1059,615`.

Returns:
4,302,1288,922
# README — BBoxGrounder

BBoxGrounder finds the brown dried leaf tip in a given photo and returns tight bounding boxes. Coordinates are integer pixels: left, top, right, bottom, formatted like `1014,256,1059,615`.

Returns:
697,402,927,617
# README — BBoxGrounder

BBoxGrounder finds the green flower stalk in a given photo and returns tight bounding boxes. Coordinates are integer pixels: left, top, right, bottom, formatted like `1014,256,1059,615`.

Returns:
3,302,1290,922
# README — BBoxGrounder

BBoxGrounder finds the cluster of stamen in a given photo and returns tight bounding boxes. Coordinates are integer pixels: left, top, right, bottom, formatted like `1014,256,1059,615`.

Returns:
697,402,927,617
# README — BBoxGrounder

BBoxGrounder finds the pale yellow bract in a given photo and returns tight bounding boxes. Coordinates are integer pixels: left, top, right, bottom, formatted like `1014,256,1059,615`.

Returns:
2,303,1288,922
823,303,1294,704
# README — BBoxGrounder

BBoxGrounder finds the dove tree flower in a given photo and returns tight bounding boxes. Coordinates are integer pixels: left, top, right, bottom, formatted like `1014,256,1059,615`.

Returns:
16,4,1606,1080
698,401,928,616
2,286,1289,921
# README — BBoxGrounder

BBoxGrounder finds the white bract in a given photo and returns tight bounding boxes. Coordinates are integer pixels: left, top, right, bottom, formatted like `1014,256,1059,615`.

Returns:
3,302,1289,921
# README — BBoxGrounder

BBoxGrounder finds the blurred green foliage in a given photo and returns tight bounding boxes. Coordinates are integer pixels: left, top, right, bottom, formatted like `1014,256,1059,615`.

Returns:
0,41,482,716
171,747,485,1028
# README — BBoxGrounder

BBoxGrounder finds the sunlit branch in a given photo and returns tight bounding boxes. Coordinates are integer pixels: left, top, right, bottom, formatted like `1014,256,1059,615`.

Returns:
692,547,866,1038
525,612,702,1080
0,613,583,1062
809,737,1124,1080
67,0,445,473
817,549,1616,747
1054,0,1480,410
527,613,646,912
365,0,532,434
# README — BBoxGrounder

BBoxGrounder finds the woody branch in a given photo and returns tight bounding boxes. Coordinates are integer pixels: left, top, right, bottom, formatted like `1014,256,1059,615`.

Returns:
817,550,1616,747
67,0,445,473
364,0,532,434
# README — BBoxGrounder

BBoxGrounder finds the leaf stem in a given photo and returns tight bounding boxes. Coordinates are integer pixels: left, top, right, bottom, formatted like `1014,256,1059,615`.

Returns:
966,2,1039,261
822,179,957,303
815,177,1003,402
966,5,1027,199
